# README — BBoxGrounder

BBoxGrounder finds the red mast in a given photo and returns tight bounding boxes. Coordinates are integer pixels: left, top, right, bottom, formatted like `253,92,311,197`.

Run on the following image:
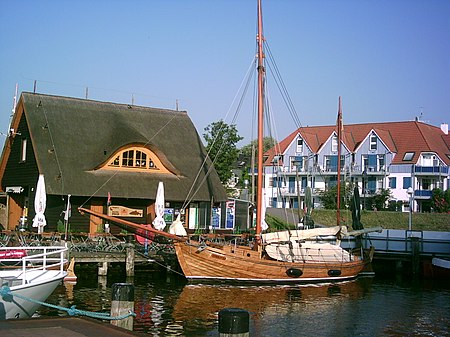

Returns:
256,0,265,240
336,96,343,226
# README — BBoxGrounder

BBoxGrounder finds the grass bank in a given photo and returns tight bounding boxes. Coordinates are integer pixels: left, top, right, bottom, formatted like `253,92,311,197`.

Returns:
312,209,450,232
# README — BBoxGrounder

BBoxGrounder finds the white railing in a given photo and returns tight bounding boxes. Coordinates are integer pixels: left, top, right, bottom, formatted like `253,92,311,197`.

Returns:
0,246,68,286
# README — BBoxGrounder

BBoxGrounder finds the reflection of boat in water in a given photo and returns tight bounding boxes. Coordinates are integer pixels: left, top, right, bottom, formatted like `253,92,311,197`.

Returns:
172,278,372,322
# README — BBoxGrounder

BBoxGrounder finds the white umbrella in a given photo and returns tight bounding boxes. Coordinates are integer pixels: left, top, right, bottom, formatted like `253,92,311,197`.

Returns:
152,182,166,230
32,174,47,234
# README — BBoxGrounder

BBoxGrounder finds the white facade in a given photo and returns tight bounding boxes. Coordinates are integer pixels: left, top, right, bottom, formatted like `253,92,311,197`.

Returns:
263,124,450,213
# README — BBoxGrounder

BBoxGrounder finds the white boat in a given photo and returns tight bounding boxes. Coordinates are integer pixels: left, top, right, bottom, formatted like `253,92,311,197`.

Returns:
0,245,68,319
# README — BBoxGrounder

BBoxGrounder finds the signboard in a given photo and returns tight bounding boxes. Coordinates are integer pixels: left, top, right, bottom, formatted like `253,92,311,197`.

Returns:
108,205,143,217
164,208,174,224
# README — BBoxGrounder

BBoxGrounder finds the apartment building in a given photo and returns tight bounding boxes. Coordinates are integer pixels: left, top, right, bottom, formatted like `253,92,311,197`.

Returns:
263,121,450,212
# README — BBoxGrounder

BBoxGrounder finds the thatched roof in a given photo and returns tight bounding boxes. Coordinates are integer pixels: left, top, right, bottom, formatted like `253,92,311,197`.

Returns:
19,92,227,202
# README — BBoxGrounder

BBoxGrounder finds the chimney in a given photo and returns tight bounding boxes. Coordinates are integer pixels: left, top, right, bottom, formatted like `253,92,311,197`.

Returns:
441,123,448,135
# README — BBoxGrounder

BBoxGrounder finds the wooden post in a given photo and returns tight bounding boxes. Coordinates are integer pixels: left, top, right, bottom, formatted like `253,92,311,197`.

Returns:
110,283,134,331
411,237,420,276
219,308,250,337
98,261,108,276
125,244,135,277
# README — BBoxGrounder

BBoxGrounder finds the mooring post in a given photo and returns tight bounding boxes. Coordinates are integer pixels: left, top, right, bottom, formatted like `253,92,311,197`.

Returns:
411,236,420,276
98,261,108,276
110,283,134,331
219,308,250,337
125,244,135,277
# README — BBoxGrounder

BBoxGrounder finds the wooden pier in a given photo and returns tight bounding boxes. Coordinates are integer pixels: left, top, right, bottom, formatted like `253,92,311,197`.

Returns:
0,316,146,336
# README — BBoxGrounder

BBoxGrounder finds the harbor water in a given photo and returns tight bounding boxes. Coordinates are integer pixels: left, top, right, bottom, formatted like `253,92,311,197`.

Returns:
37,265,449,337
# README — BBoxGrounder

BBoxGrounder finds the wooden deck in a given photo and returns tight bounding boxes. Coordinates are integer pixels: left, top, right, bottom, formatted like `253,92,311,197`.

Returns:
0,317,146,337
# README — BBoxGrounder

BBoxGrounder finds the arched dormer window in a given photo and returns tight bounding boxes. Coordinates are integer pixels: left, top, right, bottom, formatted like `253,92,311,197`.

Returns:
100,146,172,174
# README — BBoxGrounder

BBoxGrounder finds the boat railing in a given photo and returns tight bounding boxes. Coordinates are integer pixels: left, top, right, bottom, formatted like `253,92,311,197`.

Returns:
0,245,68,286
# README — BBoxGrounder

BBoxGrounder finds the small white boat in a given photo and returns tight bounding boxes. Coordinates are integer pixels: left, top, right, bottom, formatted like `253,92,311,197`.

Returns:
0,245,68,319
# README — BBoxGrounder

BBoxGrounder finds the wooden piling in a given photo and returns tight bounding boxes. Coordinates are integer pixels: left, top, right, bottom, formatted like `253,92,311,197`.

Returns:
110,283,134,331
411,237,420,276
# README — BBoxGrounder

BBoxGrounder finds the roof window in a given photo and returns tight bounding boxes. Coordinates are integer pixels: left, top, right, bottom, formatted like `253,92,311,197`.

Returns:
403,152,415,161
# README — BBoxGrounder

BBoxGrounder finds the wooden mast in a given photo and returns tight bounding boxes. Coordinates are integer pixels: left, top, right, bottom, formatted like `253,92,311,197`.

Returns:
256,0,265,240
336,96,343,226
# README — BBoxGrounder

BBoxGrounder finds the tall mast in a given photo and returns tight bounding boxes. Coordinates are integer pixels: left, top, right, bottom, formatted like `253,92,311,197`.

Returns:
256,0,265,238
336,96,342,226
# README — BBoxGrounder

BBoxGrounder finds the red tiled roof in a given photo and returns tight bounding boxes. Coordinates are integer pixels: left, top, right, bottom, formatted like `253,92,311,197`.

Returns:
264,121,450,166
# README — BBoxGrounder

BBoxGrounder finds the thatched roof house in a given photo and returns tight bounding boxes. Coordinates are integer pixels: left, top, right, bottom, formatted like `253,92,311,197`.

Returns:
0,92,227,233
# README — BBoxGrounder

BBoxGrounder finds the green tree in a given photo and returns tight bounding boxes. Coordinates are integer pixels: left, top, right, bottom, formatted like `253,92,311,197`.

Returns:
319,183,353,210
239,137,277,188
431,188,450,213
240,137,277,160
369,188,391,211
203,120,243,185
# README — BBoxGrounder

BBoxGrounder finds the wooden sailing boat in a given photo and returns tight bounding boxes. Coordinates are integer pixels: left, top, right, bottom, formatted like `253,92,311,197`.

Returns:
79,0,371,283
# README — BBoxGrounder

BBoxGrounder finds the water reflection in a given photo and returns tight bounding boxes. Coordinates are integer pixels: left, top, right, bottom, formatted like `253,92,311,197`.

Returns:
172,279,371,324
37,269,449,337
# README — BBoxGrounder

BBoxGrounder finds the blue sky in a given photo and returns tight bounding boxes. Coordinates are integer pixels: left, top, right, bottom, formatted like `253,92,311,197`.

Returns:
0,0,449,145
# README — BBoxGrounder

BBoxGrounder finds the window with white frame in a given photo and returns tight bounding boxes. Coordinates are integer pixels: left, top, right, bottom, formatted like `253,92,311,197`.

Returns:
296,138,303,153
389,177,396,188
370,134,377,151
331,136,338,152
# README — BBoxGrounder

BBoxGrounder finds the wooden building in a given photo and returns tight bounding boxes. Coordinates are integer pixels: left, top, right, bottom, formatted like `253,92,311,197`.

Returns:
0,92,227,234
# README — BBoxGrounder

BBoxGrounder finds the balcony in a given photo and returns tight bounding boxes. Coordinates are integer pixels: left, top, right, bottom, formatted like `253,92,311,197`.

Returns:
414,190,432,199
414,165,449,176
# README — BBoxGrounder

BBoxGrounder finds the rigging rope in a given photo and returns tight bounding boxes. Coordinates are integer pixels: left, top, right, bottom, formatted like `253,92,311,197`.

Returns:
181,57,256,210
0,285,136,320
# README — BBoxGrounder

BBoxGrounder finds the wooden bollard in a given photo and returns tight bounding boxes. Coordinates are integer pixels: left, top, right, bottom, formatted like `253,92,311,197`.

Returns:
110,283,134,331
411,236,420,276
219,308,250,337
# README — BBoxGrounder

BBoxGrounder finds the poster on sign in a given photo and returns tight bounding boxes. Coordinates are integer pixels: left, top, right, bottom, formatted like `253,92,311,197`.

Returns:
212,206,221,228
226,201,235,229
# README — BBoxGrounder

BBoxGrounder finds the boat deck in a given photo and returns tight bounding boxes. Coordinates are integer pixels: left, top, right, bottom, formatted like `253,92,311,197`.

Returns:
0,317,146,337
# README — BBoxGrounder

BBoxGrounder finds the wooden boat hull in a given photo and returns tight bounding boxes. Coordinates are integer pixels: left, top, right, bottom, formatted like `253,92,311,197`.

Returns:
174,241,366,283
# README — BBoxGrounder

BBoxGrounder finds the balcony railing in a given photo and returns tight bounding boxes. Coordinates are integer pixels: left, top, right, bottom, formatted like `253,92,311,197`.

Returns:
414,190,433,198
414,165,449,175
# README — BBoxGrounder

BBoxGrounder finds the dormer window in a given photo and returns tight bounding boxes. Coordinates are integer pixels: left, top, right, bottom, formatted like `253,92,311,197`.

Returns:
100,146,172,174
